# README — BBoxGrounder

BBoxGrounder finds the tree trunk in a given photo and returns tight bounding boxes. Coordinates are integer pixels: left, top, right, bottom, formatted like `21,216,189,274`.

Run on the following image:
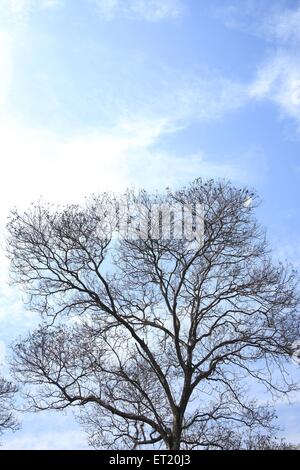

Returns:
169,437,181,450
169,415,182,450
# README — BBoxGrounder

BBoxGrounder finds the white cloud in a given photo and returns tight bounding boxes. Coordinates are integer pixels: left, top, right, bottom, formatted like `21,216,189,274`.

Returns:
0,0,61,28
250,2,300,133
89,0,184,21
0,31,12,106
0,340,5,365
3,0,180,20
262,4,300,44
250,53,300,129
214,1,300,45
0,113,253,220
118,64,250,129
2,430,88,449
213,0,270,34
215,2,300,133
2,0,31,14
39,0,63,9
253,3,300,129
3,0,63,12
215,0,300,46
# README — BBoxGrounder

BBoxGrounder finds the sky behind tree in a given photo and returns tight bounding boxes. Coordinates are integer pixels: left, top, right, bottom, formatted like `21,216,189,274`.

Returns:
0,0,300,448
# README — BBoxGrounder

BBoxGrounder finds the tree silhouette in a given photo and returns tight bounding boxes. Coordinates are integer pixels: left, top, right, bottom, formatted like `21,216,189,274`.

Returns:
7,179,300,449
0,376,18,440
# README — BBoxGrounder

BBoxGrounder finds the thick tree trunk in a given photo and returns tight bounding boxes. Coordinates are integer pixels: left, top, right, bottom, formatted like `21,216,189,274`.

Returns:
169,438,181,450
169,415,182,450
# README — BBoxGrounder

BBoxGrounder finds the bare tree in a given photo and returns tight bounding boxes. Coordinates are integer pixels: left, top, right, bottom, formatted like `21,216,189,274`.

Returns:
241,435,297,450
0,376,18,439
7,179,300,449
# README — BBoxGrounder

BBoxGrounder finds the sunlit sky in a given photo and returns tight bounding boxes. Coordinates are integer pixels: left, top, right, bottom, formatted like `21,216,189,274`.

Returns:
1,0,300,449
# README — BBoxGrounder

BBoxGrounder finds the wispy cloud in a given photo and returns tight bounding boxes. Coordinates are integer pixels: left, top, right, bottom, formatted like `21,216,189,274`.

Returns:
3,0,182,20
89,0,185,22
248,2,300,131
2,429,88,449
0,11,252,200
262,4,300,44
0,341,5,366
3,0,63,14
213,0,271,34
215,0,300,46
214,1,300,47
250,53,300,130
215,1,300,134
3,1,300,139
0,31,12,105
0,112,254,217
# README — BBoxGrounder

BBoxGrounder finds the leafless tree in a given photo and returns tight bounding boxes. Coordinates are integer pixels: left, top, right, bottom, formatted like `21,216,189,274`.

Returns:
241,435,297,450
0,376,18,440
7,179,300,449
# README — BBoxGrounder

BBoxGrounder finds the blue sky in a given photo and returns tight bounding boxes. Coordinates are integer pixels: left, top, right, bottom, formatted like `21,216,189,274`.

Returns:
0,0,300,449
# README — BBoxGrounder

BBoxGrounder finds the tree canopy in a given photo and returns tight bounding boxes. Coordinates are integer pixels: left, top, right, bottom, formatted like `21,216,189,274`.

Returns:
0,375,18,440
7,179,300,449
